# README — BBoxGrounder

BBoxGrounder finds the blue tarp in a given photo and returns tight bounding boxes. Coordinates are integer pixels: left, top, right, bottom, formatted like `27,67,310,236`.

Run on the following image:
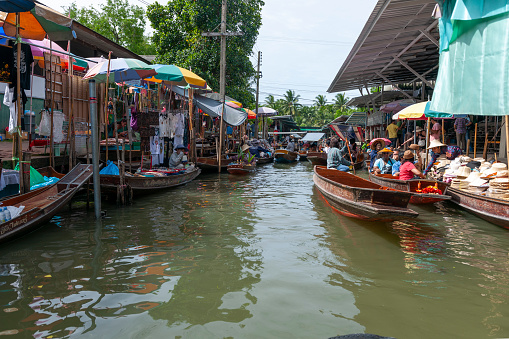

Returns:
99,160,120,175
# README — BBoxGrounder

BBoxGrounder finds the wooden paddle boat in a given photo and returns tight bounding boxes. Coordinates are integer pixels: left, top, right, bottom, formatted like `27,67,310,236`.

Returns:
307,151,327,166
196,156,230,172
274,149,298,163
369,173,451,204
227,163,256,175
313,166,418,221
298,151,308,161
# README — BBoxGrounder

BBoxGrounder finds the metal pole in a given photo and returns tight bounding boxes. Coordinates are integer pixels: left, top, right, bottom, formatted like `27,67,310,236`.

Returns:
89,80,101,219
254,51,261,138
218,0,227,173
15,13,25,193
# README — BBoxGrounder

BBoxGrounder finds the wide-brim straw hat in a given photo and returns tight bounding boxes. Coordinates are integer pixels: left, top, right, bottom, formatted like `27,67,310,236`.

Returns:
492,163,508,171
241,144,250,152
469,178,488,187
371,139,385,149
415,126,423,132
465,171,482,182
456,166,471,179
403,150,415,159
427,139,446,149
409,144,420,150
496,170,509,178
473,157,485,163
378,147,393,153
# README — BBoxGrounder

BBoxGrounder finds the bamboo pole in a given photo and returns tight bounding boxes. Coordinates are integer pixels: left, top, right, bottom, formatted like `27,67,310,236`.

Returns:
15,13,25,193
424,117,430,170
472,122,478,158
104,51,112,162
189,88,195,163
49,41,55,169
441,119,445,143
345,141,356,175
68,40,74,170
29,62,34,151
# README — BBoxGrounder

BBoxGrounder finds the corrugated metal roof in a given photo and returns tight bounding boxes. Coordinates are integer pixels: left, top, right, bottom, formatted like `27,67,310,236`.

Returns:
345,112,367,126
346,90,414,107
328,0,439,93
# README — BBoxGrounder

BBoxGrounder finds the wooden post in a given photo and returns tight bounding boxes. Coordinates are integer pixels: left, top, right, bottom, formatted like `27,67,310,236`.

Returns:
474,122,478,158
345,142,355,175
21,152,31,194
441,119,445,144
505,116,509,179
15,13,25,193
104,51,112,163
424,117,430,170
483,118,489,160
188,87,196,163
49,41,55,169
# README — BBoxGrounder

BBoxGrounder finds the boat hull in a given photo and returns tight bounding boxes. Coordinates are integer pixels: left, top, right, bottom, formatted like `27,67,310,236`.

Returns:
256,156,274,164
314,166,418,221
197,157,229,172
227,164,256,175
0,164,93,244
369,173,451,205
446,186,509,229
274,150,297,163
298,152,308,161
100,167,201,194
307,152,327,166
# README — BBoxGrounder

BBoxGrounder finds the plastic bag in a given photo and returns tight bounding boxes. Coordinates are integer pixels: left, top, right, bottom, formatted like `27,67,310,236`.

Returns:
14,165,46,187
39,110,51,136
99,160,120,175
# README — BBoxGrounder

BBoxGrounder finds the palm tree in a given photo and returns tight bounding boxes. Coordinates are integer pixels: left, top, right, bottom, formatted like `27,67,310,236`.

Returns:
282,90,302,117
314,95,327,108
265,94,276,108
333,93,349,112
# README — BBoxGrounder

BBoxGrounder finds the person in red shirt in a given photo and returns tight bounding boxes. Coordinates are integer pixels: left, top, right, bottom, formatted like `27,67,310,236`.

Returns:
399,150,426,180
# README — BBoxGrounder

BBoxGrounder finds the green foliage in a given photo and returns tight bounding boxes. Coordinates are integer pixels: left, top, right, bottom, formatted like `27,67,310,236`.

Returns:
65,0,156,55
147,0,264,108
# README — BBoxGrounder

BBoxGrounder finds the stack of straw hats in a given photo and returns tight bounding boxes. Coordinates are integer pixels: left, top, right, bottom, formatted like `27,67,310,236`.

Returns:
487,177,509,199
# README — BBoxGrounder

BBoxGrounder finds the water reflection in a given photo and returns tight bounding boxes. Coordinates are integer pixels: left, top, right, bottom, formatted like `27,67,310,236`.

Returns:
0,176,262,338
312,186,509,338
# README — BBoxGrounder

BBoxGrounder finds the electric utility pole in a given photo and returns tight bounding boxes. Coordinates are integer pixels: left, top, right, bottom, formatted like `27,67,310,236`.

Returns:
202,0,242,172
254,51,261,139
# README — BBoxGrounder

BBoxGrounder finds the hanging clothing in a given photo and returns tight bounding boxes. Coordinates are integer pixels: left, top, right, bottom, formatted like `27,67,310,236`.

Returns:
3,87,17,133
150,127,161,166
52,112,65,143
130,109,138,131
159,111,171,138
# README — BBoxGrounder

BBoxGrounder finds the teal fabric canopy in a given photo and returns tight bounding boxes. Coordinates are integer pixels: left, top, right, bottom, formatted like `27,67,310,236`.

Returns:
431,0,509,116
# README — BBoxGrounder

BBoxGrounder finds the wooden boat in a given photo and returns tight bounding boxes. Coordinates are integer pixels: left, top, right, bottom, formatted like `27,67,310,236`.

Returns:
313,166,418,221
0,164,93,244
369,173,451,204
274,149,298,163
446,187,509,230
307,151,327,166
37,166,65,179
196,156,230,172
227,163,256,175
352,153,365,170
256,156,274,164
298,151,308,161
100,167,201,195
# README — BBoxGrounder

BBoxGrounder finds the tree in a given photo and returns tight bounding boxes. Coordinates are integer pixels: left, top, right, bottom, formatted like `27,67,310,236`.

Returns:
332,93,349,112
65,1,156,55
314,95,327,108
282,90,302,117
147,0,264,108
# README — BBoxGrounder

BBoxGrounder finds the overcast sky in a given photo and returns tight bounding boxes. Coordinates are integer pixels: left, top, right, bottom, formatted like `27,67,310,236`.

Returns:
45,0,377,106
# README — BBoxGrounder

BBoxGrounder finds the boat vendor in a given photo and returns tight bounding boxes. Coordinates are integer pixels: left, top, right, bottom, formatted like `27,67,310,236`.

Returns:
391,149,402,176
286,136,296,152
399,150,426,180
372,148,396,175
249,139,270,157
424,140,463,174
369,139,385,171
169,145,187,169
327,138,352,171
341,138,357,163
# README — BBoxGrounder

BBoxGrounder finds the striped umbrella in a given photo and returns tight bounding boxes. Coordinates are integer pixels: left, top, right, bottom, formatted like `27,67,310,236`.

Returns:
144,64,207,88
83,58,156,83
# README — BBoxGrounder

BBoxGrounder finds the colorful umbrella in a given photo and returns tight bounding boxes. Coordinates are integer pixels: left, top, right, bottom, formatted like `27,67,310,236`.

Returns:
393,101,469,120
226,101,241,109
144,64,207,88
255,107,278,117
242,108,256,119
83,58,156,83
0,0,34,13
0,3,74,41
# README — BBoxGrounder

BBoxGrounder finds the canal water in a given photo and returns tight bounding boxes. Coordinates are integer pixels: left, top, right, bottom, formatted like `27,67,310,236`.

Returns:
1,162,509,338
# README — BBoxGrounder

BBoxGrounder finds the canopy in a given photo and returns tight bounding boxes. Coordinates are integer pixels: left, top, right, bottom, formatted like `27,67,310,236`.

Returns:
144,64,207,89
379,99,416,114
171,86,247,126
255,107,278,117
83,58,156,82
0,0,34,13
301,132,324,142
393,101,469,120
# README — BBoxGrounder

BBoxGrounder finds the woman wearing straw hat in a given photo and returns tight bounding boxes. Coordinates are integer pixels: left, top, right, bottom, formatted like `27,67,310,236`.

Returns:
373,148,396,175
399,150,426,180
369,139,385,171
424,139,463,174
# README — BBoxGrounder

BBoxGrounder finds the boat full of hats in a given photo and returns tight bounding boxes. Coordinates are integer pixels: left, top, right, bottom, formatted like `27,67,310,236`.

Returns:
440,156,509,229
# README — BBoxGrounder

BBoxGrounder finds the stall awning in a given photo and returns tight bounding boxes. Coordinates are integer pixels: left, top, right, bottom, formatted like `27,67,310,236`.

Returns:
301,133,325,142
170,86,247,126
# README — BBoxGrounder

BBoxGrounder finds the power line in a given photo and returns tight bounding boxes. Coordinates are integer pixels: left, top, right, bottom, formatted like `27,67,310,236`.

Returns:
258,36,353,46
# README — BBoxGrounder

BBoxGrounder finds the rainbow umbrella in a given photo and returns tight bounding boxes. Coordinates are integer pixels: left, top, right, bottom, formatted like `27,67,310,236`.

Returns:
83,58,156,82
242,108,256,119
144,64,207,88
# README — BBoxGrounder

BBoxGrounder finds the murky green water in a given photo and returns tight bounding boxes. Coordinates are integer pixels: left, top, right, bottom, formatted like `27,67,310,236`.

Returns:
1,162,509,338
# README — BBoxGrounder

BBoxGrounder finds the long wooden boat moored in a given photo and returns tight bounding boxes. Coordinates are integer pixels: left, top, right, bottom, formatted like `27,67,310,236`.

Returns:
313,166,418,221
227,163,256,175
196,156,230,172
369,173,451,204
274,149,298,163
0,164,93,244
446,186,509,230
256,156,274,164
307,151,327,166
100,167,201,195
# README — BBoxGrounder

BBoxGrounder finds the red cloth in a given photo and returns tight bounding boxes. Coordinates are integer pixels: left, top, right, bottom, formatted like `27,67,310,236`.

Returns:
399,161,416,180
30,139,50,147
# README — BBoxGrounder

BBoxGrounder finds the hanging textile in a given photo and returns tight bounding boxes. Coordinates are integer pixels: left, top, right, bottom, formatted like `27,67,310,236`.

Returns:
431,0,509,115
53,112,65,143
3,87,17,133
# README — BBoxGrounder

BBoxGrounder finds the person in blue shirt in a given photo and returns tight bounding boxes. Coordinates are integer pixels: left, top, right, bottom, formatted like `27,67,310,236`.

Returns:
372,148,396,174
327,138,352,171
391,149,402,176
369,139,384,171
